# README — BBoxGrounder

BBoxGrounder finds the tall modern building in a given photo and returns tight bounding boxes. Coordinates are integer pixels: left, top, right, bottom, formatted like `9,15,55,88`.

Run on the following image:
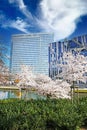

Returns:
49,34,87,78
10,33,54,75
49,41,65,78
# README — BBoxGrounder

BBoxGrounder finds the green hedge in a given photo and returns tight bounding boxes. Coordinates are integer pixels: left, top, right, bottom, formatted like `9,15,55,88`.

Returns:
0,97,87,130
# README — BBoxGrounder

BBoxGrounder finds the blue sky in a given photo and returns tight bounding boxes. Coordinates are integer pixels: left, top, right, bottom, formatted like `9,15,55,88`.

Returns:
0,0,87,65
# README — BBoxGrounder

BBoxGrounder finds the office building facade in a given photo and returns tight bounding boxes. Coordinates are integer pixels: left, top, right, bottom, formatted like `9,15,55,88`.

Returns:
10,33,54,75
49,41,65,78
49,34,87,78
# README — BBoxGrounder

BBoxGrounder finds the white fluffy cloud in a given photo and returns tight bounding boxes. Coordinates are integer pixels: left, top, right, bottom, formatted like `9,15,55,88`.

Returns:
10,17,30,33
39,0,87,40
7,0,87,40
2,17,30,33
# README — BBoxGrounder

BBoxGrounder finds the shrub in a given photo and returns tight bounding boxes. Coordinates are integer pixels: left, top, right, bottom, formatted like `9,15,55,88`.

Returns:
0,98,87,130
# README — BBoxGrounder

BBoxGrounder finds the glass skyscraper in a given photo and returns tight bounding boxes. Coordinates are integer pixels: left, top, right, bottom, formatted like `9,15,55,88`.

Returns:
49,34,87,78
10,33,54,75
49,41,64,78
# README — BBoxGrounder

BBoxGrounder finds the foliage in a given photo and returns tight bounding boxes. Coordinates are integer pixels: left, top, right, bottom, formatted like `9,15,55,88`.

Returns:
77,97,87,126
0,97,87,130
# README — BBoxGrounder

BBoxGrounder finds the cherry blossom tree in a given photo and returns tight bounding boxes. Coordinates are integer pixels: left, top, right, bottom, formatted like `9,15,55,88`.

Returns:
57,51,87,87
17,65,71,99
36,77,71,99
0,43,9,85
0,64,9,85
15,51,87,99
17,65,37,88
